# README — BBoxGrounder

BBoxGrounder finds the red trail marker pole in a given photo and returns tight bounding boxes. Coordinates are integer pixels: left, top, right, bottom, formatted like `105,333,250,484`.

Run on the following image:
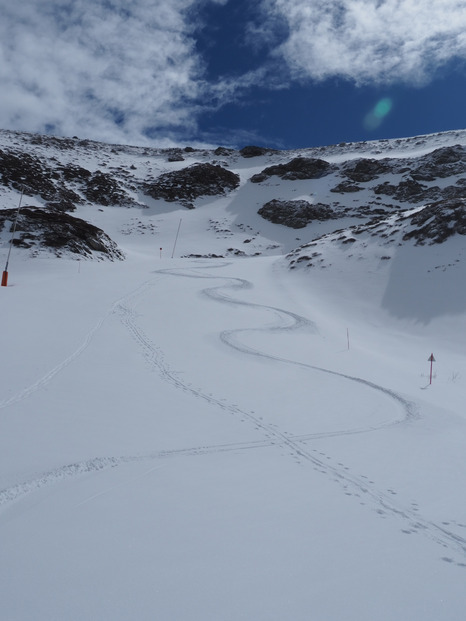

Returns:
428,353,436,385
2,188,23,287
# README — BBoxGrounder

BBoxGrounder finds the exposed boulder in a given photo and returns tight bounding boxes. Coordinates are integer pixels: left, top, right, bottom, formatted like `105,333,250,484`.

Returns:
144,163,240,207
258,199,336,229
250,157,335,183
402,198,466,245
0,206,123,259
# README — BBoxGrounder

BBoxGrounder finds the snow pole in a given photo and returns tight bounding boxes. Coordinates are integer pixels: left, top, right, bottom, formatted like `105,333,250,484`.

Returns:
428,353,436,385
347,328,350,351
171,219,182,258
2,187,24,287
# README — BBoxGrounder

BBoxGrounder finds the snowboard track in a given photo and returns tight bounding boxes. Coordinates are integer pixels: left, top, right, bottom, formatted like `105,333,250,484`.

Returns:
1,261,465,564
147,262,466,562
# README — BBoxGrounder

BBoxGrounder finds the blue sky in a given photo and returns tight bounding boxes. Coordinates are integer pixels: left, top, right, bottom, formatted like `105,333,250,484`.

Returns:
1,0,465,149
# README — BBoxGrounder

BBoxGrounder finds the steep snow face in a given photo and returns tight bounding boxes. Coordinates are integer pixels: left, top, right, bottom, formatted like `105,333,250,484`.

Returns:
1,129,466,621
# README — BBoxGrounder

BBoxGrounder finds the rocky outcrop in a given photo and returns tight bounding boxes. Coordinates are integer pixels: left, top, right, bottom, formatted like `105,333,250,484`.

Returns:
341,158,391,182
410,145,466,181
258,199,336,229
240,146,278,158
144,163,240,207
373,178,437,203
331,181,363,193
0,206,123,259
251,157,335,183
0,149,59,200
402,198,466,245
83,170,134,206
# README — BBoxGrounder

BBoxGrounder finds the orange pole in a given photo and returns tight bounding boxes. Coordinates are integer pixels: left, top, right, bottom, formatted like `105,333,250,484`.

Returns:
1,271,8,287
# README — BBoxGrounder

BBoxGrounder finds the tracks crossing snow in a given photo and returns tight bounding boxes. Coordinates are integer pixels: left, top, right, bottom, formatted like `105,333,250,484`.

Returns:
1,261,465,564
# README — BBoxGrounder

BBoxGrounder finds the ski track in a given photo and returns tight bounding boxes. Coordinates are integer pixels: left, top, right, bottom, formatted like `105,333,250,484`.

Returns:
1,261,465,565
0,277,161,412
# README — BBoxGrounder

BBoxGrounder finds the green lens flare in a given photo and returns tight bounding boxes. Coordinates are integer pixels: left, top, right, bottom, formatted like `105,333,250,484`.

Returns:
374,98,393,119
363,97,393,130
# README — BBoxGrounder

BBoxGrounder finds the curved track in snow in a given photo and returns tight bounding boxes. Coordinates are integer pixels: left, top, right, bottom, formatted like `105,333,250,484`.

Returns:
1,261,465,563
146,262,466,561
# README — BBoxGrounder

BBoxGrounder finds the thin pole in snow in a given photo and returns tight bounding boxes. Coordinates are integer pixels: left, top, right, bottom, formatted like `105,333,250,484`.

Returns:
171,219,182,258
2,187,24,286
347,328,350,351
428,353,436,385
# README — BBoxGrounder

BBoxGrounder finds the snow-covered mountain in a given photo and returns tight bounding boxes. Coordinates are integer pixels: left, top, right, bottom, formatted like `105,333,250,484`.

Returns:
1,126,466,260
1,128,466,621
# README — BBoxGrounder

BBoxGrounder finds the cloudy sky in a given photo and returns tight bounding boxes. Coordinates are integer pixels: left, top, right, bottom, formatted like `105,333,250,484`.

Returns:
1,0,466,148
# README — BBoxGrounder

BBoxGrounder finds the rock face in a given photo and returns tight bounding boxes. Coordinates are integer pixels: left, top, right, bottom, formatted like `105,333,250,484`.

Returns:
250,157,335,183
410,145,466,181
258,199,336,229
342,158,391,182
0,149,135,210
239,146,278,158
0,207,123,259
403,198,466,245
83,170,133,206
144,163,240,207
0,149,60,201
373,178,436,203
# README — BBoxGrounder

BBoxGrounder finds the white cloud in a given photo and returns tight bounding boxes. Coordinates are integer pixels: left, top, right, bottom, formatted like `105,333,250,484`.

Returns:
2,0,465,147
258,0,466,84
0,0,208,145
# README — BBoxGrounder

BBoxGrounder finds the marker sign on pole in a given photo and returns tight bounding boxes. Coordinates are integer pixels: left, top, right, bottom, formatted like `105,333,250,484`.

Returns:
428,353,436,385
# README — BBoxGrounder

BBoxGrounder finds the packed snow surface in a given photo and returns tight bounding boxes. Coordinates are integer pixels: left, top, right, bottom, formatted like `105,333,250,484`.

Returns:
1,129,466,620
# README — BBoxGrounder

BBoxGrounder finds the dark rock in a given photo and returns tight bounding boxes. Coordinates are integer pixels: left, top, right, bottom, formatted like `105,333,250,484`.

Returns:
441,178,466,200
410,145,466,181
214,147,235,157
258,199,336,229
0,149,57,199
144,163,240,206
45,186,82,212
331,181,363,193
166,150,185,162
0,206,123,259
240,146,278,158
251,157,335,183
84,170,133,206
403,198,466,245
342,158,391,182
59,163,92,182
373,178,438,203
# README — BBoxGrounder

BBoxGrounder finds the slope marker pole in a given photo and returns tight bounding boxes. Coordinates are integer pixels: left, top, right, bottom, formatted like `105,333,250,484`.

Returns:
428,353,436,385
2,188,24,287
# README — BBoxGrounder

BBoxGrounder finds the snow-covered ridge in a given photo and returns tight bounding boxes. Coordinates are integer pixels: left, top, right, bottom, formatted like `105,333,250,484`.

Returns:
0,127,465,261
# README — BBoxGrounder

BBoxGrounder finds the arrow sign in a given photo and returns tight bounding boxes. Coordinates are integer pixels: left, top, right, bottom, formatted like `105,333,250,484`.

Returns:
428,353,436,384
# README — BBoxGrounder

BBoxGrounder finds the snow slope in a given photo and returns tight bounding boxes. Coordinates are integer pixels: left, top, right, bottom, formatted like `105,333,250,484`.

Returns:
1,130,466,620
